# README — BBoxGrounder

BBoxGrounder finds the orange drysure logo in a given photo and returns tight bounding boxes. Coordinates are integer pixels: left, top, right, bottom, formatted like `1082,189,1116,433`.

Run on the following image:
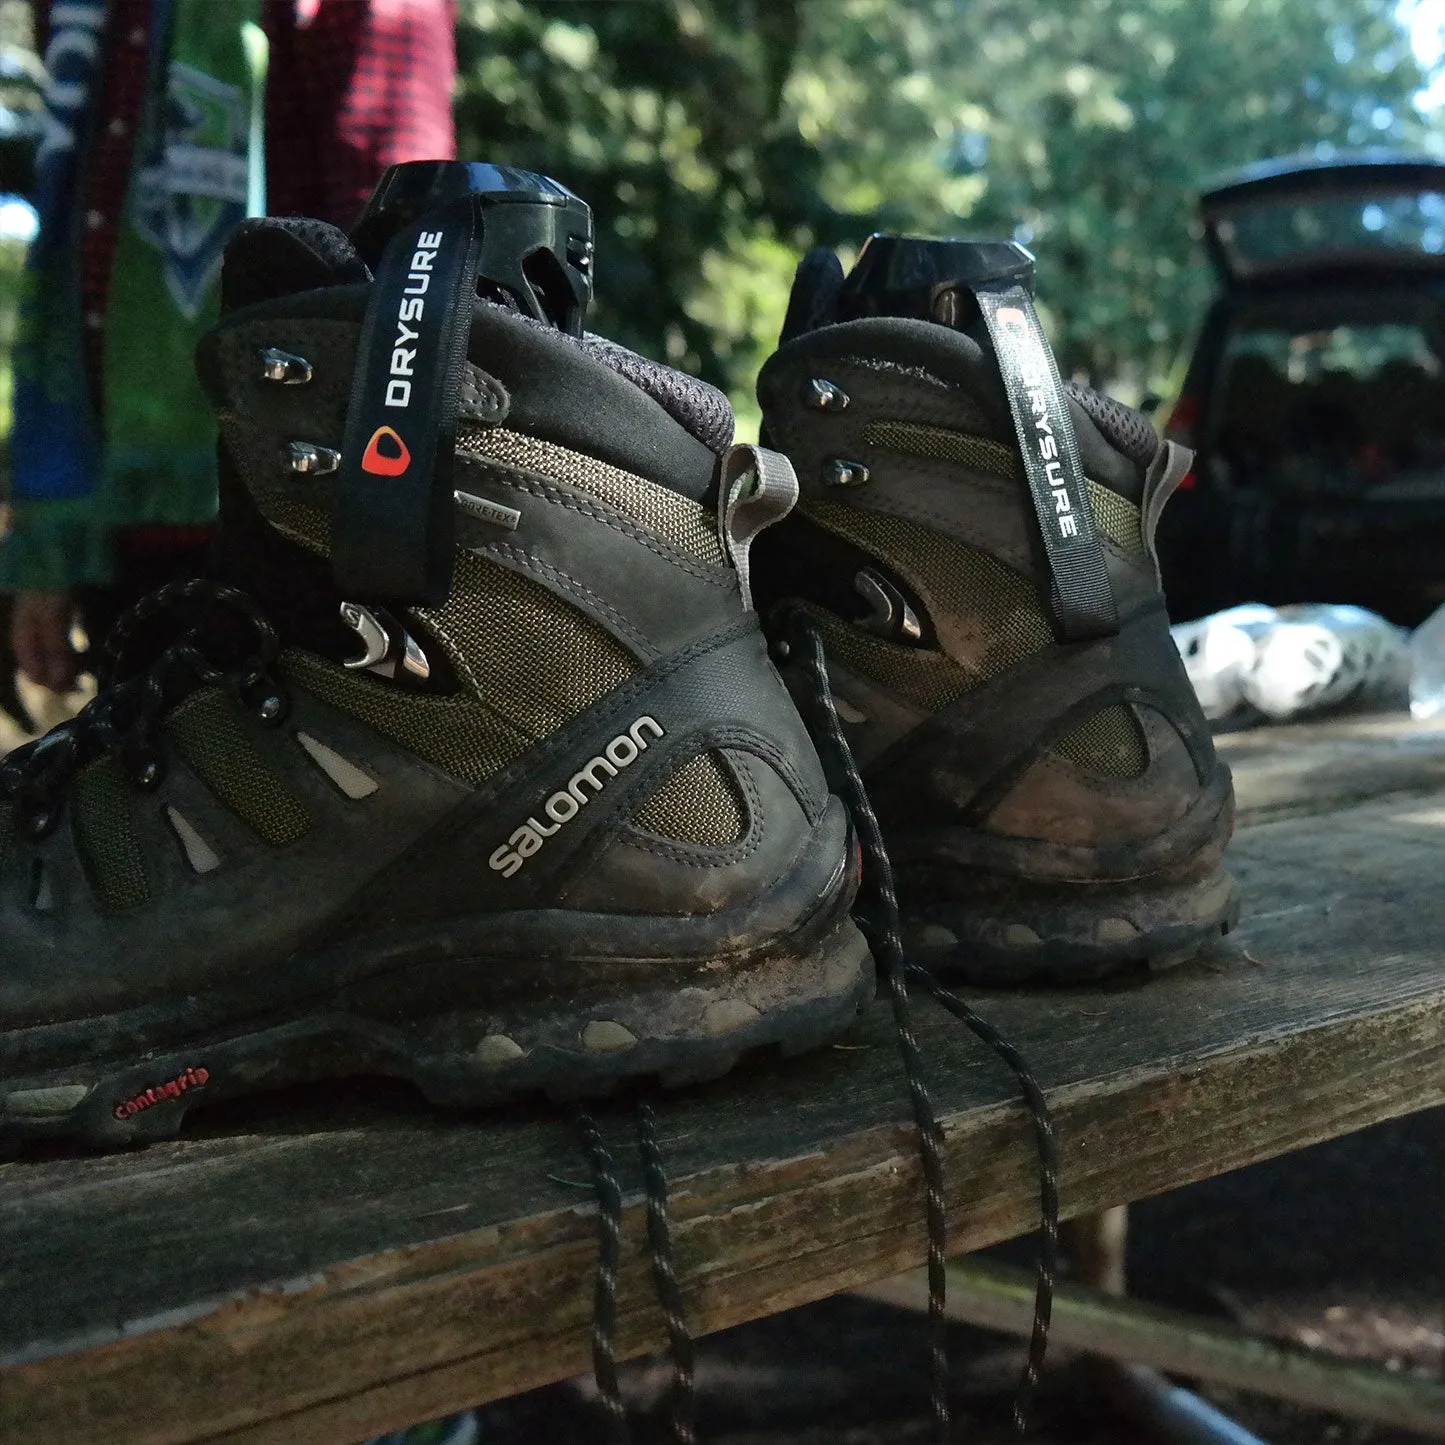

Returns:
361,424,411,476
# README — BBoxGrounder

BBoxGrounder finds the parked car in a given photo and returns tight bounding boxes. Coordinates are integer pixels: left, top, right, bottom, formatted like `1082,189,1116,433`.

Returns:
1156,152,1445,626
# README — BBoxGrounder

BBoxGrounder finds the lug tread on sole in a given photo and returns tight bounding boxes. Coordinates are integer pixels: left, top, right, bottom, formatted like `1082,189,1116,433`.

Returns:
905,874,1242,988
0,940,875,1157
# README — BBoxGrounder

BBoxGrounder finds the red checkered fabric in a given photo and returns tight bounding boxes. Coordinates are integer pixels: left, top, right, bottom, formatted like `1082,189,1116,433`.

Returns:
76,0,151,400
264,0,458,230
41,0,457,370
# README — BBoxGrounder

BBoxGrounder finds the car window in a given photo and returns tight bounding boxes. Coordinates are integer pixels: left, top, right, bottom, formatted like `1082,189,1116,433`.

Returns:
1212,320,1445,496
1214,191,1445,277
1225,322,1440,383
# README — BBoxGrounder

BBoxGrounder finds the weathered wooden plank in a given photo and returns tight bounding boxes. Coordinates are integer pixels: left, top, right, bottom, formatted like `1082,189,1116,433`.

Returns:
1220,711,1445,823
2,787,1445,1444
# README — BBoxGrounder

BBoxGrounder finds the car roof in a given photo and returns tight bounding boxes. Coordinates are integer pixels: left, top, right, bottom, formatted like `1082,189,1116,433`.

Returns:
1202,150,1445,210
1200,151,1445,283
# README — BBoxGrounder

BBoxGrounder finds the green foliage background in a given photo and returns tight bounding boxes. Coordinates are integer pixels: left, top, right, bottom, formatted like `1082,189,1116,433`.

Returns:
455,0,1438,430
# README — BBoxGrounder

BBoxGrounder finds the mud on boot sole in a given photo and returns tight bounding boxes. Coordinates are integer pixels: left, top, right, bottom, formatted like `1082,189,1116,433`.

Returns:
900,864,1240,986
0,915,873,1154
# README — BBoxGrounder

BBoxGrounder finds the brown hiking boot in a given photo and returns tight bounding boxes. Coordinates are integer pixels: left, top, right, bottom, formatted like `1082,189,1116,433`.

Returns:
753,240,1238,983
0,196,872,1151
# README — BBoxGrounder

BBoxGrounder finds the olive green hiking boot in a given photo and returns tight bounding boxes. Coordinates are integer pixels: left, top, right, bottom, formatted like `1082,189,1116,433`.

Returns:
753,240,1238,984
0,213,870,1150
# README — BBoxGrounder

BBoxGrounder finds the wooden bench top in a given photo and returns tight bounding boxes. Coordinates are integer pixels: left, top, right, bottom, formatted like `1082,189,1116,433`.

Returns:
4,715,1445,1445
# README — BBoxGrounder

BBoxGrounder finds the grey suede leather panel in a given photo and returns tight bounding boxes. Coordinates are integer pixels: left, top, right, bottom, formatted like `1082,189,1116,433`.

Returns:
560,753,846,916
786,649,929,769
0,687,470,1027
197,285,724,501
469,305,725,498
885,766,1235,885
758,317,1145,501
332,621,831,931
452,454,740,662
207,315,358,519
760,348,1162,622
861,607,1219,834
986,703,1203,848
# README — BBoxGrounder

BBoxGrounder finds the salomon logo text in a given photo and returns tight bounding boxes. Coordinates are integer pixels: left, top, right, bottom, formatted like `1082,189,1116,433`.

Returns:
489,717,664,877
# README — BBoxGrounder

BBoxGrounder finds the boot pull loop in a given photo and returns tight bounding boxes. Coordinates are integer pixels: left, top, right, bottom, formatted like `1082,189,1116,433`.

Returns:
972,281,1120,642
719,443,799,613
333,196,482,606
1141,439,1195,589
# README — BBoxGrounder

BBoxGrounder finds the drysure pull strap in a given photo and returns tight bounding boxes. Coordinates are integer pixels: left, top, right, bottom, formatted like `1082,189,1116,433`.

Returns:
719,443,799,612
974,282,1118,641
333,197,482,604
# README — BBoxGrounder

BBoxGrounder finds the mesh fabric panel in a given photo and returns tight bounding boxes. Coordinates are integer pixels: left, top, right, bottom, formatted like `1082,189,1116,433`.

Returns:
1086,480,1145,558
1053,705,1149,777
420,551,636,741
284,651,534,785
71,755,150,911
254,504,640,786
863,419,1021,482
1066,382,1159,465
861,421,1145,558
458,428,725,565
801,606,976,712
580,333,735,453
166,689,312,846
804,500,1055,683
804,500,1150,780
269,496,330,551
633,752,745,845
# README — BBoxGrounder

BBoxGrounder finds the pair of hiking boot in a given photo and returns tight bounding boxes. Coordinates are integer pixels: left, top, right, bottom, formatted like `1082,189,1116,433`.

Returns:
0,189,1236,1148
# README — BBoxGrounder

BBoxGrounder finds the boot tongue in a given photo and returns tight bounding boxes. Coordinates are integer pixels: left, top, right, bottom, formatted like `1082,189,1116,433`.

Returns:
220,217,372,313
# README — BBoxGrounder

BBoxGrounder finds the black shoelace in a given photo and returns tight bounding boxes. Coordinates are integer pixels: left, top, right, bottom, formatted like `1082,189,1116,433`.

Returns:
569,622,1060,1444
563,615,1063,1439
0,580,286,835
793,618,1060,1441
575,1101,697,1445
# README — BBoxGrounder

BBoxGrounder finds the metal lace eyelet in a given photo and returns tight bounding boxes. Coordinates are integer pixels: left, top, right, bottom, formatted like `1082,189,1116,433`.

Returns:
824,458,870,487
287,441,340,475
804,377,849,411
22,802,61,842
234,672,290,727
126,746,167,792
260,347,313,385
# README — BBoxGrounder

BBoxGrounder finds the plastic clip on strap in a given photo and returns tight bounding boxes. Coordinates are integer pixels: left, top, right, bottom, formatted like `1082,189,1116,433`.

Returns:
333,197,483,605
718,443,800,612
973,283,1119,642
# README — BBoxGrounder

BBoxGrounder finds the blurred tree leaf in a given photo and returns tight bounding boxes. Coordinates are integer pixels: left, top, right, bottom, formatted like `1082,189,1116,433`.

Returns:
455,0,1436,423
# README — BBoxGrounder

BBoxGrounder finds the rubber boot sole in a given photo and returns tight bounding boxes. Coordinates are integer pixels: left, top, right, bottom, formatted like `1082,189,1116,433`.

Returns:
0,912,872,1155
900,861,1240,986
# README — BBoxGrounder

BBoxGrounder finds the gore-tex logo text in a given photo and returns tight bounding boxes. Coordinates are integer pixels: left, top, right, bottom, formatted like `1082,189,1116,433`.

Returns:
385,228,443,410
113,1066,209,1120
997,306,1080,542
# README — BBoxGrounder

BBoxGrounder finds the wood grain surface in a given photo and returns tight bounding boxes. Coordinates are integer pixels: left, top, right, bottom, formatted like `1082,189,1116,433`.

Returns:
2,719,1444,1444
1221,710,1445,823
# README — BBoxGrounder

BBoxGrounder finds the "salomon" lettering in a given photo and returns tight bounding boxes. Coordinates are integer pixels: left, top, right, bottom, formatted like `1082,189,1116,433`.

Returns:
489,717,664,877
